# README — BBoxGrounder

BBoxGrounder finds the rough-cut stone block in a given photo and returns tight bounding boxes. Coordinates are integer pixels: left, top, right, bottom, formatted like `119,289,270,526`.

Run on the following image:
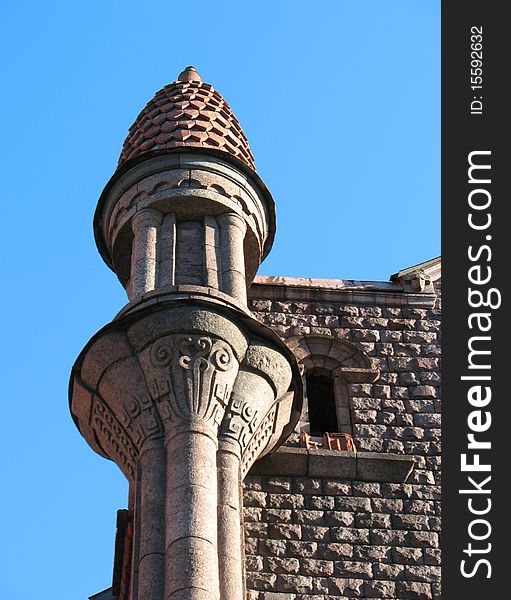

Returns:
414,413,441,428
350,398,381,410
404,500,436,515
373,563,405,579
335,497,372,513
246,572,277,591
300,559,334,577
269,524,302,540
245,491,268,507
392,514,430,531
286,541,318,558
352,482,382,496
244,476,263,491
259,539,287,557
382,483,413,498
245,523,268,538
355,513,392,529
370,499,404,513
302,526,331,542
396,582,433,600
318,542,354,560
264,478,292,492
356,438,384,452
292,478,323,495
363,580,396,598
392,547,424,564
334,560,373,578
424,549,441,565
269,494,305,509
353,424,388,438
294,510,325,526
328,578,364,597
264,509,292,523
244,507,262,522
408,531,439,548
324,511,355,527
246,555,264,571
245,537,258,555
265,557,300,574
276,575,313,593
330,527,370,544
405,565,441,583
306,495,335,510
371,530,410,546
352,544,391,562
322,481,352,496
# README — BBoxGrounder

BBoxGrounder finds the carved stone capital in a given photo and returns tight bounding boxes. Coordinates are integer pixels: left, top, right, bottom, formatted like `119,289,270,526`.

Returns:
70,303,302,481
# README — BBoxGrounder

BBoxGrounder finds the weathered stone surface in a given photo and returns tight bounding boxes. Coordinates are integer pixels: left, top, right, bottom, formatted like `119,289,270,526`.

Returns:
269,524,302,540
300,559,335,577
276,575,314,593
324,511,355,527
328,578,365,596
330,527,370,544
363,580,396,598
318,543,354,560
266,557,300,574
392,547,424,564
334,561,373,578
396,582,433,599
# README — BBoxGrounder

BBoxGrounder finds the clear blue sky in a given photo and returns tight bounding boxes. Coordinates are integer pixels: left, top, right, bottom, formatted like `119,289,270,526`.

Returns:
0,2,439,599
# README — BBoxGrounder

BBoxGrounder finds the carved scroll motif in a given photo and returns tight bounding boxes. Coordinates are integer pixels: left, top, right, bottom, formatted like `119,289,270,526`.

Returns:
147,335,238,430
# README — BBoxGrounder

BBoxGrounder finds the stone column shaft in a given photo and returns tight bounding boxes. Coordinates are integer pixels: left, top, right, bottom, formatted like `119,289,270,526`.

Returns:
131,208,162,296
137,443,167,600
165,429,220,600
218,213,247,304
217,445,244,600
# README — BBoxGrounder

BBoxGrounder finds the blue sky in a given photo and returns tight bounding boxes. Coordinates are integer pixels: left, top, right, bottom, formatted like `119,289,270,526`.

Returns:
0,2,439,598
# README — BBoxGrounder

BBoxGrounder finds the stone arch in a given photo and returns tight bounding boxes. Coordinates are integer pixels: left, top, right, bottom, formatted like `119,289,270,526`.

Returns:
285,335,380,437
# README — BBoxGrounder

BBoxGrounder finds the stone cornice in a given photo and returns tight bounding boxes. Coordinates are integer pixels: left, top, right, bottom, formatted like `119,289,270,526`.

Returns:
249,276,437,308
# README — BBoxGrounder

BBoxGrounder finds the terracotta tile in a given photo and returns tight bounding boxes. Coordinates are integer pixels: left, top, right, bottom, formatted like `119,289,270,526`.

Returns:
118,67,256,170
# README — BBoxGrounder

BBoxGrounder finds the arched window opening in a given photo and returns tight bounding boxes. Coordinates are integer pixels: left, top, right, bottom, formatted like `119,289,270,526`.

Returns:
305,373,338,436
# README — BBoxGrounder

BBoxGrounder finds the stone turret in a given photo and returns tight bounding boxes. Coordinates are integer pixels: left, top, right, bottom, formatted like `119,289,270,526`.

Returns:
70,67,302,600
93,65,274,307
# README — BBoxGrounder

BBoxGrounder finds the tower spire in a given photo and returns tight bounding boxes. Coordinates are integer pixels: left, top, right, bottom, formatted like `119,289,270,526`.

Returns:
70,67,302,600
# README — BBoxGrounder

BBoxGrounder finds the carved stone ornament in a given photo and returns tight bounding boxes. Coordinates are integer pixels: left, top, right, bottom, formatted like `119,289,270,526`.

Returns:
144,334,238,431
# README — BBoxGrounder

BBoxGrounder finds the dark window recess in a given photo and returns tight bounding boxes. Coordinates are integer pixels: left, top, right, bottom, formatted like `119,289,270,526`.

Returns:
306,374,338,435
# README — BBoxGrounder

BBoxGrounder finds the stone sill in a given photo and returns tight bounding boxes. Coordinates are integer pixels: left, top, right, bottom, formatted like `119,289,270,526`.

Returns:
249,447,415,483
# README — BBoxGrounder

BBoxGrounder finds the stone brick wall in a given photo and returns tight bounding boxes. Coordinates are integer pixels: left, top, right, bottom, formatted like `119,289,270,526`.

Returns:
243,280,441,599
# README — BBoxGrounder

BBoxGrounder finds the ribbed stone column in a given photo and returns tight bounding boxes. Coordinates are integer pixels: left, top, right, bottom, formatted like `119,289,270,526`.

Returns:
217,443,244,600
130,208,162,296
218,213,247,304
138,442,166,600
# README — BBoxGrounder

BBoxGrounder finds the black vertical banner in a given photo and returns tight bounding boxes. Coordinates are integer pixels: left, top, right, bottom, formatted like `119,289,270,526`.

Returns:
443,2,508,598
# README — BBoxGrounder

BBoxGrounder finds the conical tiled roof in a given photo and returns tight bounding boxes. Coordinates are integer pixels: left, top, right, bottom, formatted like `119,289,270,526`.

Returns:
118,66,255,170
